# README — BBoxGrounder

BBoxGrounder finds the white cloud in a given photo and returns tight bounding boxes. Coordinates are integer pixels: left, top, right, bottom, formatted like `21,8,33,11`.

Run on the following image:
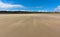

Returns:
38,10,48,12
20,10,32,11
20,10,27,11
0,1,24,8
54,6,60,12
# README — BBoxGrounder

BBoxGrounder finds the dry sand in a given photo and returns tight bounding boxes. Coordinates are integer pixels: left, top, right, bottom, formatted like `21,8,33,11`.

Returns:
0,14,60,37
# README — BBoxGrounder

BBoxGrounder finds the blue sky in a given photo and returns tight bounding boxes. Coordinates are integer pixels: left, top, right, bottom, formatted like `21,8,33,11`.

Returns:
0,0,60,12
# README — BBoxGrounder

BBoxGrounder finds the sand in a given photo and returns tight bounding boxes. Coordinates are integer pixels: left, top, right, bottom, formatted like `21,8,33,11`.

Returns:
0,14,60,37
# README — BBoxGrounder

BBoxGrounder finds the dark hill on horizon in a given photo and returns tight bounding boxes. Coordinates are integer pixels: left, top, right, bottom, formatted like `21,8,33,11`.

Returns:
0,11,59,14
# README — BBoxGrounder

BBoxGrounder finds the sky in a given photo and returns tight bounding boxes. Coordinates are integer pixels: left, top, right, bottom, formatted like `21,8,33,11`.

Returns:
0,0,60,12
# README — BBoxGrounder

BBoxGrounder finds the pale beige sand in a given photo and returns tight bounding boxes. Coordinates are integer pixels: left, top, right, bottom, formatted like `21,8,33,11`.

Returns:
0,14,60,37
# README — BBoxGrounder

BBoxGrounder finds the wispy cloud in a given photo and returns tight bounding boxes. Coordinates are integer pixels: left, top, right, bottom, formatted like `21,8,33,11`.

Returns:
38,10,48,12
0,1,26,11
20,10,32,12
0,1,45,12
54,6,60,12
0,1,25,8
